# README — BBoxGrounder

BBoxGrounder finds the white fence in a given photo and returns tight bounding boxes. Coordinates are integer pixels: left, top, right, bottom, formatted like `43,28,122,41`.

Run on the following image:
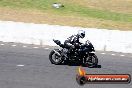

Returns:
0,21,132,53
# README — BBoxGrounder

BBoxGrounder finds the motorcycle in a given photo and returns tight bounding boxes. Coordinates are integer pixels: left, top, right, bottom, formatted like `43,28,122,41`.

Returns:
49,39,98,67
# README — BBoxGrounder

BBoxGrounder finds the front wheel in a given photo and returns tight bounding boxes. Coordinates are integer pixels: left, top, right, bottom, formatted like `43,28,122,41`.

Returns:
49,50,63,65
85,54,98,67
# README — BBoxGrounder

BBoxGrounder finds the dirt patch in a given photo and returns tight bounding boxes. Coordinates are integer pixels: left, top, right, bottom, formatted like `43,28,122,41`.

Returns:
0,7,132,30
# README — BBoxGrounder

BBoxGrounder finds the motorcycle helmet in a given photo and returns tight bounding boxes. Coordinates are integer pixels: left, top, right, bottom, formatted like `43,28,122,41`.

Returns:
78,30,85,38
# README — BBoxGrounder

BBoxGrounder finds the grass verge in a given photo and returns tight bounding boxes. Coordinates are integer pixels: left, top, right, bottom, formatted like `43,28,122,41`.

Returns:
0,0,132,30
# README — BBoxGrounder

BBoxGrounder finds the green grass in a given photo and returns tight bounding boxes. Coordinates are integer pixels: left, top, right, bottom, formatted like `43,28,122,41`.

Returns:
0,0,132,22
0,0,57,9
0,0,132,30
54,4,132,22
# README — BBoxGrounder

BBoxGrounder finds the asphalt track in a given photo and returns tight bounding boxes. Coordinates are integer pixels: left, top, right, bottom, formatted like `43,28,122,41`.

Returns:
0,41,131,88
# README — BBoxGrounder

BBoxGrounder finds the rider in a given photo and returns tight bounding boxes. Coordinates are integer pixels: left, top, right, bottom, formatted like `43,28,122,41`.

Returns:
64,30,85,57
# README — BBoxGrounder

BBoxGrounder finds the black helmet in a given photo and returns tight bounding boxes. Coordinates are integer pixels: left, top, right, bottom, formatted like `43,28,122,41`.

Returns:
78,30,85,38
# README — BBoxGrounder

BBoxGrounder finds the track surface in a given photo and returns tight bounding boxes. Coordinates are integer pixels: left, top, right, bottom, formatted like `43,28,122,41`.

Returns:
0,42,131,88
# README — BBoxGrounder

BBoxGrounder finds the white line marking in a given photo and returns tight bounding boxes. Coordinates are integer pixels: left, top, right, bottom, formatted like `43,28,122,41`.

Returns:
45,48,49,49
120,55,125,57
0,44,4,45
111,54,115,56
12,45,16,47
17,65,24,67
101,53,105,54
23,46,27,48
33,47,39,49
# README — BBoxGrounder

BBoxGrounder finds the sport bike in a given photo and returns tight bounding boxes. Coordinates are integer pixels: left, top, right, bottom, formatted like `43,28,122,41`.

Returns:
49,39,98,67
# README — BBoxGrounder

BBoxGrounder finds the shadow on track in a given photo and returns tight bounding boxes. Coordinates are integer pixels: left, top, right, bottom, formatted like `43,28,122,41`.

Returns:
56,62,101,68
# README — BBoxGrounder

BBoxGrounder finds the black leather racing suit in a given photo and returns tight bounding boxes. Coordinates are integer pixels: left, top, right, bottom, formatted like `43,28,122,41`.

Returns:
64,34,82,56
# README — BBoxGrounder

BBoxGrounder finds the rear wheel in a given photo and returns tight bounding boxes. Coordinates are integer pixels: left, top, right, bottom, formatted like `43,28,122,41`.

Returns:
49,50,63,65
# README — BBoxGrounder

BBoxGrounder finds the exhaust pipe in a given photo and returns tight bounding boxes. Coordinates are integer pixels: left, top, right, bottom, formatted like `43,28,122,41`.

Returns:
53,50,61,56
